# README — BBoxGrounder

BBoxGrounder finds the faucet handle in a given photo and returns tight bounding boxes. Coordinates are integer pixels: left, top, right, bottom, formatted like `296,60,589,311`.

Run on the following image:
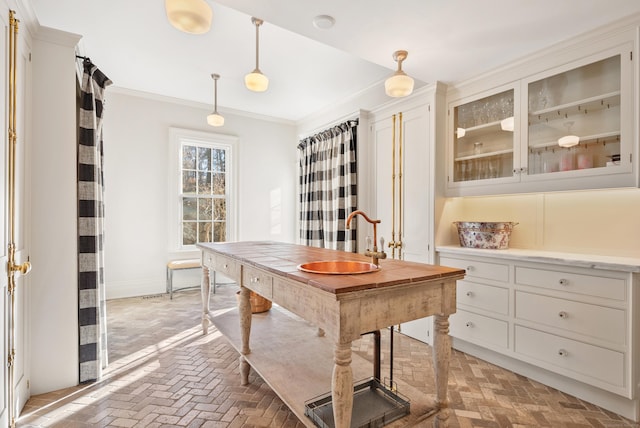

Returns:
379,236,385,250
366,236,372,250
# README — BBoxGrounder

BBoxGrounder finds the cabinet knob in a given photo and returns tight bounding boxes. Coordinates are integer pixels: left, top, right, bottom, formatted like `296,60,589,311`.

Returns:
223,264,228,269
465,321,474,328
466,291,473,297
466,265,474,271
251,277,260,283
558,311,568,319
558,349,568,357
558,278,568,286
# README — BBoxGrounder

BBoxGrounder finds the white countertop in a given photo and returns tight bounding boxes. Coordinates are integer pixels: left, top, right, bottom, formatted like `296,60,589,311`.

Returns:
436,245,640,273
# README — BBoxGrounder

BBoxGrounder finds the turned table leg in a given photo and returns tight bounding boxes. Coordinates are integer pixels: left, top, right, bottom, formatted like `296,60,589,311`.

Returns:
433,314,451,427
332,342,354,428
201,265,212,335
238,285,252,385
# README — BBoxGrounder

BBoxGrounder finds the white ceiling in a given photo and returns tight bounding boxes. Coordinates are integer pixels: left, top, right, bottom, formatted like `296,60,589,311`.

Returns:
30,0,640,122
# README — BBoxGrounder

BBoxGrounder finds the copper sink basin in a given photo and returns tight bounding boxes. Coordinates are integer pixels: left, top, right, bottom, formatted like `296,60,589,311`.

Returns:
297,260,379,274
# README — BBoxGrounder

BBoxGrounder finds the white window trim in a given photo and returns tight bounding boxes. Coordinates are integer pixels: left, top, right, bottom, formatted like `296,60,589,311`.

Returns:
168,127,239,258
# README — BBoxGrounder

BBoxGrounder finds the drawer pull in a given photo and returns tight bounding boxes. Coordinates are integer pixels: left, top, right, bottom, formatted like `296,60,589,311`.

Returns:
466,291,473,297
466,265,474,271
465,321,474,328
253,277,260,283
558,311,568,319
558,278,568,286
558,349,568,357
223,264,228,269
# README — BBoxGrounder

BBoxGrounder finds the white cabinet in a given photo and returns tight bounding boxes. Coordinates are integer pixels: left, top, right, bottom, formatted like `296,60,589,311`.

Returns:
514,325,626,390
371,104,431,263
449,84,519,187
369,93,435,344
442,256,511,352
446,39,636,196
438,247,639,421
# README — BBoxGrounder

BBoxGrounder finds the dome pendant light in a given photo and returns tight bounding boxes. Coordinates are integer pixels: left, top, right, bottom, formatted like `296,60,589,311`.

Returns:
207,74,224,127
165,0,212,34
385,50,414,97
245,17,269,92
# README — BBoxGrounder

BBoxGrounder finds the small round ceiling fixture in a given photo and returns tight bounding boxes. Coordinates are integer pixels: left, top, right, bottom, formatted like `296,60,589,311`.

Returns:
313,15,335,29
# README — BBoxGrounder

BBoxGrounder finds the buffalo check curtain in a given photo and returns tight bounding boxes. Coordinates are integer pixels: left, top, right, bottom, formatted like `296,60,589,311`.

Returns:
298,119,358,251
78,58,112,383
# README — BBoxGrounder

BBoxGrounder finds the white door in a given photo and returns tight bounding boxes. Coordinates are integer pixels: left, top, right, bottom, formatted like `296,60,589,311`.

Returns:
372,115,394,253
0,9,8,425
2,8,32,427
372,104,433,344
13,12,31,419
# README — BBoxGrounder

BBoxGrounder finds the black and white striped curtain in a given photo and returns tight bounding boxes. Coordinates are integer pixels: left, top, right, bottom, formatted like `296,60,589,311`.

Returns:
78,58,112,383
298,119,358,251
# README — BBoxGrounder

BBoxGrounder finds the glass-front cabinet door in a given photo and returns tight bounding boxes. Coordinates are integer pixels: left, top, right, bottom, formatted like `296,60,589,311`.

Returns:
446,42,634,196
450,86,518,185
525,51,628,180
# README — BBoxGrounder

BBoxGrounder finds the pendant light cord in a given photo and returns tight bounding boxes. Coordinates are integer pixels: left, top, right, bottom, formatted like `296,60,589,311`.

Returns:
214,79,218,113
252,18,263,72
255,22,259,71
212,74,220,114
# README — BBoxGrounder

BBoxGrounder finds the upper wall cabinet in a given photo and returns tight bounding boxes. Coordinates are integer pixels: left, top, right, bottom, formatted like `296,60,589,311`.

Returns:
446,42,636,197
450,84,520,187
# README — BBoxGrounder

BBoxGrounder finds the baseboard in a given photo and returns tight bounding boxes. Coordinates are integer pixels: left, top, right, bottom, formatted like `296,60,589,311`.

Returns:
452,338,640,422
106,269,235,300
106,277,166,299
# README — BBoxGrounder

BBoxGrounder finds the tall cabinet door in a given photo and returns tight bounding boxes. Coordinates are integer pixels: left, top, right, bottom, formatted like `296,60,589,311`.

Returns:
13,13,31,420
400,105,431,263
1,7,32,425
0,8,9,427
371,102,433,344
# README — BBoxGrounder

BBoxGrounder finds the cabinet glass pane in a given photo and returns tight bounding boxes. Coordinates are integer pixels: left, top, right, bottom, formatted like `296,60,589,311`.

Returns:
528,55,621,174
453,89,514,182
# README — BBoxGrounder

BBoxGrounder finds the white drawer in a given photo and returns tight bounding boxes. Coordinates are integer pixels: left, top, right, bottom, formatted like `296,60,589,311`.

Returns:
514,325,625,390
515,266,626,301
215,254,241,282
440,256,509,283
242,265,273,299
203,252,215,269
515,291,626,346
450,309,508,349
457,280,509,315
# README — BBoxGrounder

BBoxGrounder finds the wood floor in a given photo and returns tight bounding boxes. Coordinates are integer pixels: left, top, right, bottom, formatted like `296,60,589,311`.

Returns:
18,284,639,427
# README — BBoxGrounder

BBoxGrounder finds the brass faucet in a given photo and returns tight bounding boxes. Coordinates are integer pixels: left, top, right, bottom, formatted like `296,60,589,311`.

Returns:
346,210,387,266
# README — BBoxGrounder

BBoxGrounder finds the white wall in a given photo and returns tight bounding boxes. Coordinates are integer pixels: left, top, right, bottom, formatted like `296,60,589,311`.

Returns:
29,27,80,394
102,90,297,299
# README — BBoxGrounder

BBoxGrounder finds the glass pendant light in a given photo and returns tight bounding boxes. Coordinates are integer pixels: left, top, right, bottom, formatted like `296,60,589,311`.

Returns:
165,0,212,34
245,17,269,92
385,50,414,97
207,74,224,127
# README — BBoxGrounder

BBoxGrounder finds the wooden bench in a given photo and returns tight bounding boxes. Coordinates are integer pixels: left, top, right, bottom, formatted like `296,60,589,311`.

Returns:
166,259,201,299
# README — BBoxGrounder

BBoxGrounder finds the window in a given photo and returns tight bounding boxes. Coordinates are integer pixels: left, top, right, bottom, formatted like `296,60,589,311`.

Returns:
181,144,227,245
169,128,237,252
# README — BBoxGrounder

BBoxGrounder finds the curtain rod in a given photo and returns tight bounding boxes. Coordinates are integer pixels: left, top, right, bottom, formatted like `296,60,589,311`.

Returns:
298,111,361,141
299,117,358,143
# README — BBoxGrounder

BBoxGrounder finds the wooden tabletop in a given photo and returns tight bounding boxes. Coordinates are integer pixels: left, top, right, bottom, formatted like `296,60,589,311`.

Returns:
197,241,465,294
